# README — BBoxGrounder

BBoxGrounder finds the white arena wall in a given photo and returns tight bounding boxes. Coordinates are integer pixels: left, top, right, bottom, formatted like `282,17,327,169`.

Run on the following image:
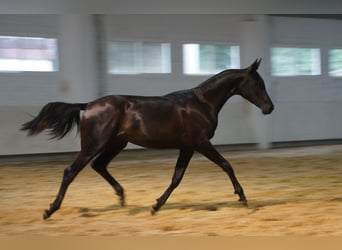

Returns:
1,14,342,155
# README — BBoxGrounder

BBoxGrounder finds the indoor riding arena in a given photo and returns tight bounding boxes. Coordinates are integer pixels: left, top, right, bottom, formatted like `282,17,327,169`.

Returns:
1,13,342,237
1,145,342,236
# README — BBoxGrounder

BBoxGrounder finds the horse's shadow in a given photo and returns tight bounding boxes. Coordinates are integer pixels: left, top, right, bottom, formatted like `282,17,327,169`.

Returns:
76,198,306,217
77,204,123,218
134,198,290,215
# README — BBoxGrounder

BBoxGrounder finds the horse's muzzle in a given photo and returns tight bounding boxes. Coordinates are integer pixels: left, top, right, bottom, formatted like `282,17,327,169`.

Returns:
261,103,274,115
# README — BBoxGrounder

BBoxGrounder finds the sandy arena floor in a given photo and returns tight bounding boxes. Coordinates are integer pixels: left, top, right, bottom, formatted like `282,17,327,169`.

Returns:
0,145,341,236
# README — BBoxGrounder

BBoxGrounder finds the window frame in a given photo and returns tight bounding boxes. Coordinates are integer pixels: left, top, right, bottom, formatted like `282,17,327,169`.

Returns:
328,48,342,78
107,40,172,75
182,42,240,75
0,35,59,73
270,45,321,77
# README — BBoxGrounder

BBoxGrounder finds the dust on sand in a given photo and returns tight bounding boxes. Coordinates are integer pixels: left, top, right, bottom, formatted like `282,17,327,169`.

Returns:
0,145,341,236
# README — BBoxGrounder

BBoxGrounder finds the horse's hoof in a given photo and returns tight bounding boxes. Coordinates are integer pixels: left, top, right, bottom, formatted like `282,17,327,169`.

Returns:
116,190,125,207
120,199,126,207
150,206,158,215
43,210,50,220
239,199,248,207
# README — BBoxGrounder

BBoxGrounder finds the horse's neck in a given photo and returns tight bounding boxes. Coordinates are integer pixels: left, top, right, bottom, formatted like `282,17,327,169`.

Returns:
195,71,242,114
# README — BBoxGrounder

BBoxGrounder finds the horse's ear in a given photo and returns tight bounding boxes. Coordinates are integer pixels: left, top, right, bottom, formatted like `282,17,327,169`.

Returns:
249,58,262,72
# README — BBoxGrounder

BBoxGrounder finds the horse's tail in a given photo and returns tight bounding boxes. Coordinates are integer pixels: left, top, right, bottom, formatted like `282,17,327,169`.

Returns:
21,102,88,139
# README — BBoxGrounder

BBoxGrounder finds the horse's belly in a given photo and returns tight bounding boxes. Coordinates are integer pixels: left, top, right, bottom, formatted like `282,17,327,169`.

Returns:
120,127,180,149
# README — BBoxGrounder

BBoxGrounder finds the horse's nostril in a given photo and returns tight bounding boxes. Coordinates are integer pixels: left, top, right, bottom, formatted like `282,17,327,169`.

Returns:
268,104,274,113
262,104,274,115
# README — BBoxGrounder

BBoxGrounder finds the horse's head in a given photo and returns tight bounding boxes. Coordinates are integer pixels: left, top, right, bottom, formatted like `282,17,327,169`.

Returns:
236,59,274,115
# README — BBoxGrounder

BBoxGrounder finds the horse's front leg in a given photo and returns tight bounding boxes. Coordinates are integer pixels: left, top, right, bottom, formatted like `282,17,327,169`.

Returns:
151,149,194,215
197,142,247,206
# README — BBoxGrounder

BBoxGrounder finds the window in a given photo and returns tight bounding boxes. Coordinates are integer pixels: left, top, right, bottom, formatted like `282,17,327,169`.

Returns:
329,49,342,77
183,43,240,75
0,35,58,72
108,41,171,74
271,47,321,76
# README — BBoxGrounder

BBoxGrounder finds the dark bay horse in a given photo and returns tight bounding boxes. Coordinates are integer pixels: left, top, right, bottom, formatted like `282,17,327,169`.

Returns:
22,59,274,219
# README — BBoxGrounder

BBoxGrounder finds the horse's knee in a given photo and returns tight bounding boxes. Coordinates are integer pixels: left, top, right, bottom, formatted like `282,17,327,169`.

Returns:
63,167,71,178
91,159,104,172
63,167,77,183
91,161,99,171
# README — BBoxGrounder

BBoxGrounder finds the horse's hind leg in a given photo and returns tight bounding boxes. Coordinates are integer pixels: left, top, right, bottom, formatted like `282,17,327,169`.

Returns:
43,151,95,219
91,139,128,206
